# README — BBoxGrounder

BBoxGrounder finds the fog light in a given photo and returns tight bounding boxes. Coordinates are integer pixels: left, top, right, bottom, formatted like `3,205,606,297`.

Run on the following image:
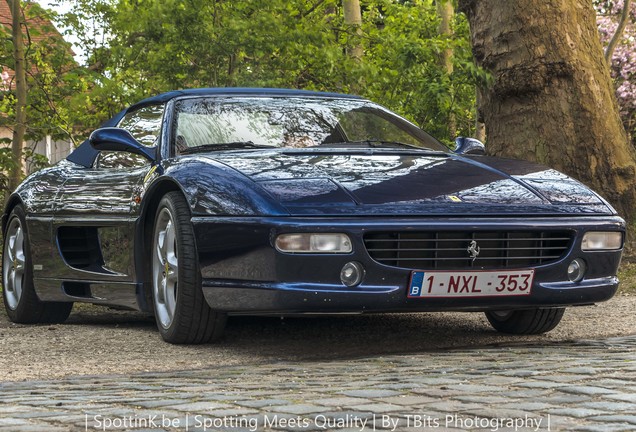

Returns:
340,261,365,287
567,258,586,282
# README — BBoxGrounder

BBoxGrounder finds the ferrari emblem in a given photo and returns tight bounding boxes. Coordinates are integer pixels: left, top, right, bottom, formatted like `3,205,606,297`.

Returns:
467,240,480,262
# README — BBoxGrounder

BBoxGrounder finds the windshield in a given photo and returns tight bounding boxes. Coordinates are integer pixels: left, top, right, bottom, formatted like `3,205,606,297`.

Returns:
172,97,448,154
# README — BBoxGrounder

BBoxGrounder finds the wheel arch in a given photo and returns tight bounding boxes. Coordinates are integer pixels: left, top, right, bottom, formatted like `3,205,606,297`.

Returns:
135,178,185,313
2,194,25,235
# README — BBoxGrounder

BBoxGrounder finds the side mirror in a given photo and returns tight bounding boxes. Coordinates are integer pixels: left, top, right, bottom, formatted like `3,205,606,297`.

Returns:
454,137,486,155
89,127,156,162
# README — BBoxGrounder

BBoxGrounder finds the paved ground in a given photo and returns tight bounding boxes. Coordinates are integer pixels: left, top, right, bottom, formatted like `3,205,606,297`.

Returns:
1,335,635,432
4,296,636,382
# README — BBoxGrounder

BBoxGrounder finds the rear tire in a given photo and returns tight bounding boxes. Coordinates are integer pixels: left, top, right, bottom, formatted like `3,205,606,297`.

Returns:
151,192,226,344
2,205,73,324
485,308,565,335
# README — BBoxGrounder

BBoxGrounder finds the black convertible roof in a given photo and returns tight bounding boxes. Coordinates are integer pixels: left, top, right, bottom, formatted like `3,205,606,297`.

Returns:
129,87,362,110
67,88,363,167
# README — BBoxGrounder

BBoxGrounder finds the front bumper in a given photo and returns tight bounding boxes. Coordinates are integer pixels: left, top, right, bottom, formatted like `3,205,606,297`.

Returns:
192,216,624,314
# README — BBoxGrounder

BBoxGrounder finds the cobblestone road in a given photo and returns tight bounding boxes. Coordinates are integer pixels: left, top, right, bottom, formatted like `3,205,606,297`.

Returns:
1,336,635,432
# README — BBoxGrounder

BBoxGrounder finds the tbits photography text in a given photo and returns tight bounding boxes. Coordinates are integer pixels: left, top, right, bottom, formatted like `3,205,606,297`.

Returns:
86,412,552,431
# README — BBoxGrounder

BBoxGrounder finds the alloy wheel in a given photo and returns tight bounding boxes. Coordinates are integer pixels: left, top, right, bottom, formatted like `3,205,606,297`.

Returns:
153,208,179,329
3,217,26,310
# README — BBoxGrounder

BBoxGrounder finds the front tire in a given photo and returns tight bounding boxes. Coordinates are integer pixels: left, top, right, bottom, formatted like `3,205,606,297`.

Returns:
151,192,226,344
2,205,72,323
485,308,565,335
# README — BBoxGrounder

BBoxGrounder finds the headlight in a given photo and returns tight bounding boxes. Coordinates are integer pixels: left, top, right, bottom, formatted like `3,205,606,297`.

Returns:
275,233,352,253
581,231,623,251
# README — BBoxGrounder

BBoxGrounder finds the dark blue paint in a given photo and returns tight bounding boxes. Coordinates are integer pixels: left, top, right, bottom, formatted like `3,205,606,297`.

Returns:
128,87,362,111
89,127,157,162
191,214,623,313
3,88,625,317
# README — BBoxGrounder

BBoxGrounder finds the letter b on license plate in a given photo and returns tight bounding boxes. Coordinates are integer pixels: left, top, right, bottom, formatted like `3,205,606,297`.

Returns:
408,269,534,298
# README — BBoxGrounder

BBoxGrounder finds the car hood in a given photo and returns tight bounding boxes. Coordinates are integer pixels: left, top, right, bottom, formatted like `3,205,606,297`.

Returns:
194,149,614,216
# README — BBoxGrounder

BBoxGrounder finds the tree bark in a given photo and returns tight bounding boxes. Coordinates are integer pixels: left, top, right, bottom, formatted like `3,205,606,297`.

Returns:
436,0,456,137
474,88,486,142
436,0,453,74
459,0,636,221
7,0,27,193
342,0,363,61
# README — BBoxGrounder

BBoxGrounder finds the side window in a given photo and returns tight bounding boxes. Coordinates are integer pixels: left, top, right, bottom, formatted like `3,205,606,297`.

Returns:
118,104,164,146
338,110,422,147
96,104,164,169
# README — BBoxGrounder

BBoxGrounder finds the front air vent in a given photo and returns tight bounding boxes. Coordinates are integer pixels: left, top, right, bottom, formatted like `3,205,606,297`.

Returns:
62,282,91,298
57,226,104,270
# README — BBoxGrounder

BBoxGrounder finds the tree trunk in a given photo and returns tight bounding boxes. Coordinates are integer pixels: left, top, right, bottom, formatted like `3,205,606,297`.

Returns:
436,0,456,137
436,0,453,73
342,0,363,61
7,0,27,193
459,0,636,222
474,88,486,142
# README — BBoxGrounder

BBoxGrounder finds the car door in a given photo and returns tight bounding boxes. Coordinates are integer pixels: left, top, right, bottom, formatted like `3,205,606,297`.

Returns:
41,105,164,304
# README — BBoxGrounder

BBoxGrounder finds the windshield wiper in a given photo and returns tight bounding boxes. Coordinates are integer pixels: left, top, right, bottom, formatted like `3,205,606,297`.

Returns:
180,141,273,154
316,140,448,154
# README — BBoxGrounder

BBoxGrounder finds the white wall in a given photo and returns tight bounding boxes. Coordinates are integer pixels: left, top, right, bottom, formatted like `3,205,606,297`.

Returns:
0,128,73,173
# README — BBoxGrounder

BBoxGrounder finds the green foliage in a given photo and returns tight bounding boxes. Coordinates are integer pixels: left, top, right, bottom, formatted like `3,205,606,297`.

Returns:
23,147,50,172
0,1,116,196
361,0,479,142
0,0,490,198
618,261,636,293
0,148,16,193
60,0,482,144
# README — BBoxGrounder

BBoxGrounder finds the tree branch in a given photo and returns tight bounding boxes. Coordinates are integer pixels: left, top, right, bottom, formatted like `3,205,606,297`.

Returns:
298,0,326,19
605,0,632,62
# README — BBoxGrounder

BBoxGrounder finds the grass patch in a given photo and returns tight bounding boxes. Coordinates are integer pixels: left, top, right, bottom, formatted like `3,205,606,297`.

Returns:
618,261,636,294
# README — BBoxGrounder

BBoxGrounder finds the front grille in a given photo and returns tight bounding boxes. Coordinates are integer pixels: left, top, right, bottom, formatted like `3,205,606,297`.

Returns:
364,231,573,270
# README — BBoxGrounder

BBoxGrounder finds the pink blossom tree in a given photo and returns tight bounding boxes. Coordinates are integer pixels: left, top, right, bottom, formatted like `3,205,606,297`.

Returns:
596,0,636,145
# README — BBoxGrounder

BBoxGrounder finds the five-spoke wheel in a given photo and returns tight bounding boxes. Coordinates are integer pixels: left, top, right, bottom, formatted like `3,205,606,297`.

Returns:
151,192,226,343
3,217,25,310
153,208,179,329
2,205,72,323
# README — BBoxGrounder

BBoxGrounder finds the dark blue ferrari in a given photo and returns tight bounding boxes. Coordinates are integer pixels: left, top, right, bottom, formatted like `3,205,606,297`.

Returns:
1,88,625,343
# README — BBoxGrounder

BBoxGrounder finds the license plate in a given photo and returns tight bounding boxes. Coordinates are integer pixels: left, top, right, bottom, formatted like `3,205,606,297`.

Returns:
408,269,534,298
